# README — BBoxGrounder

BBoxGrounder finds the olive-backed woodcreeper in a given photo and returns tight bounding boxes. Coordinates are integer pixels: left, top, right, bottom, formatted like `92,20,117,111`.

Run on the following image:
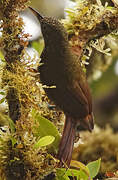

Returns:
29,7,94,167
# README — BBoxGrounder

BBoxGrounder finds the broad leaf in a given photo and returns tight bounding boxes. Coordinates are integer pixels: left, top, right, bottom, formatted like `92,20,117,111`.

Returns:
34,135,55,149
32,109,60,152
70,160,90,176
56,167,88,180
87,158,101,178
56,168,71,180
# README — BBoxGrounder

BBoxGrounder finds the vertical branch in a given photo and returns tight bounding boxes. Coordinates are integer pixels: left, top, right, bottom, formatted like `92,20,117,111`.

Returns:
0,0,29,123
6,88,21,123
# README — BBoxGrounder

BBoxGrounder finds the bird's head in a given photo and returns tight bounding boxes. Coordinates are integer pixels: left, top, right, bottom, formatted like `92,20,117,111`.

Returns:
29,7,67,44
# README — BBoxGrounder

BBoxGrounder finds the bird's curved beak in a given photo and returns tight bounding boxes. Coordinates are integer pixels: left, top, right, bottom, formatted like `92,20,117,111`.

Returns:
29,7,43,21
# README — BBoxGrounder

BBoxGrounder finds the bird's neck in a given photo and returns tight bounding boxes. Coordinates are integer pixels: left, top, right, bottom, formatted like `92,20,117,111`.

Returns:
44,38,68,60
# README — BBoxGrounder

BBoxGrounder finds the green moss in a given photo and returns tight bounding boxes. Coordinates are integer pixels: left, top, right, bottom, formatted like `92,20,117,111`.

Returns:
75,126,118,175
62,0,118,80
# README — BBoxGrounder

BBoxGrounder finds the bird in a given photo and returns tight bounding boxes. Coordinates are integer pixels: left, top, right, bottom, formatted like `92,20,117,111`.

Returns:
29,7,94,167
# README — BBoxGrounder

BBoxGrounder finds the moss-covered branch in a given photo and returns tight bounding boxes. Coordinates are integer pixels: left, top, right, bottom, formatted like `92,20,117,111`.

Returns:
62,0,118,79
0,0,29,123
0,1,61,179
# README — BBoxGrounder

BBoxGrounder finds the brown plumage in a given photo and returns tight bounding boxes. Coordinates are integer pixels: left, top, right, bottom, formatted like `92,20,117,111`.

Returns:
29,7,94,167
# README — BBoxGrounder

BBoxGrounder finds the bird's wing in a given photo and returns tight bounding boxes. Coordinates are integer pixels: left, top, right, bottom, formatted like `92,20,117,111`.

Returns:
78,79,92,113
68,80,88,105
66,79,92,115
66,79,93,130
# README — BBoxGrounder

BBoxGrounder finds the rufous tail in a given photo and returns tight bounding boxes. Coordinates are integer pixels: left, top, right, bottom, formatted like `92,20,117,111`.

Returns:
57,116,76,167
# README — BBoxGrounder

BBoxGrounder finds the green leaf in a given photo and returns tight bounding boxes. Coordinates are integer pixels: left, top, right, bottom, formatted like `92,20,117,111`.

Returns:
32,40,44,56
0,92,5,95
0,98,5,104
34,135,55,149
10,136,17,147
8,118,16,133
87,158,101,178
0,51,5,62
32,109,60,152
56,160,100,180
56,168,89,180
56,169,70,180
70,160,90,176
78,169,88,180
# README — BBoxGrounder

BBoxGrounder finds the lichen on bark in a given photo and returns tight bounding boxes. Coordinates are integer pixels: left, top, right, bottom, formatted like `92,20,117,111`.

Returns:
0,0,59,179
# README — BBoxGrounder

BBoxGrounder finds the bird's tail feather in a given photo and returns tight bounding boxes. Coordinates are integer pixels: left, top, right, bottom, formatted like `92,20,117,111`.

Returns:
81,113,94,132
57,116,76,167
